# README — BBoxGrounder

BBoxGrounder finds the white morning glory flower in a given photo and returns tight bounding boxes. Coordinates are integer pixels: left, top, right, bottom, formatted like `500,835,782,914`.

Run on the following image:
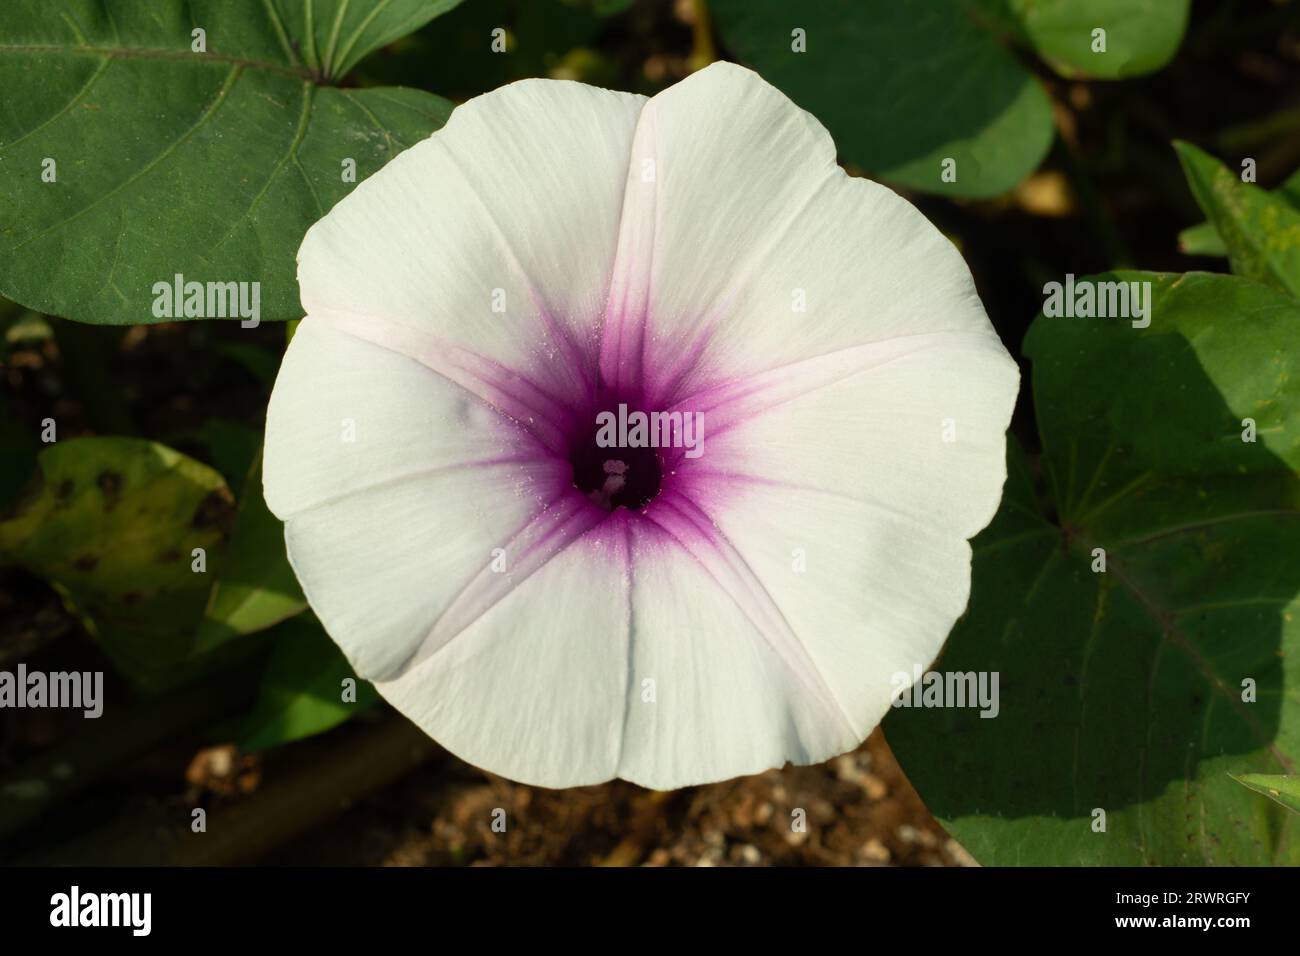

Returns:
264,62,1018,790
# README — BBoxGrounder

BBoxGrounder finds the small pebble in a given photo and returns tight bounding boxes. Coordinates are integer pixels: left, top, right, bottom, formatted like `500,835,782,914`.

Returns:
859,838,890,864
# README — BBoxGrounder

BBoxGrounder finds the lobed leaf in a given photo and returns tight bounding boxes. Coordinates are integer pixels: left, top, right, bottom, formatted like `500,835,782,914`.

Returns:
0,0,455,325
889,272,1300,865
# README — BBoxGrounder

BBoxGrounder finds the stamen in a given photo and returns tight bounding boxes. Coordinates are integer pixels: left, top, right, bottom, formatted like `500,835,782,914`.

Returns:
570,404,663,512
587,459,628,509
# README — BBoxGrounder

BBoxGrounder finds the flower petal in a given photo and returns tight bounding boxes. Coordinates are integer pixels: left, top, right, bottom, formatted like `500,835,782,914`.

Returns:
374,514,632,788
671,333,1019,742
374,510,861,789
620,502,861,788
602,62,1003,408
297,78,647,404
266,319,571,679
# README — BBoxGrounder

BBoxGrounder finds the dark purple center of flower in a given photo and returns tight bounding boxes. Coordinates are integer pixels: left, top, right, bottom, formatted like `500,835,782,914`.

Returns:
566,382,670,515
569,408,663,512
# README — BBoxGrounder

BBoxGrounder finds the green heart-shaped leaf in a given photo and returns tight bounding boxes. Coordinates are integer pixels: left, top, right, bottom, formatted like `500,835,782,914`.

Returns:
889,272,1300,865
711,0,1054,198
970,0,1190,79
0,0,456,325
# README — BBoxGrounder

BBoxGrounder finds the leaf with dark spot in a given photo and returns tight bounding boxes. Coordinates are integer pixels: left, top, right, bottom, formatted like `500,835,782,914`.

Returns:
0,437,235,689
96,469,123,507
191,489,236,532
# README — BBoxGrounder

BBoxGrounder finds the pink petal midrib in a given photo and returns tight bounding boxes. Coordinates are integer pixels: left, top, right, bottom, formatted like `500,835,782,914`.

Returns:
642,492,861,745
310,306,572,454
